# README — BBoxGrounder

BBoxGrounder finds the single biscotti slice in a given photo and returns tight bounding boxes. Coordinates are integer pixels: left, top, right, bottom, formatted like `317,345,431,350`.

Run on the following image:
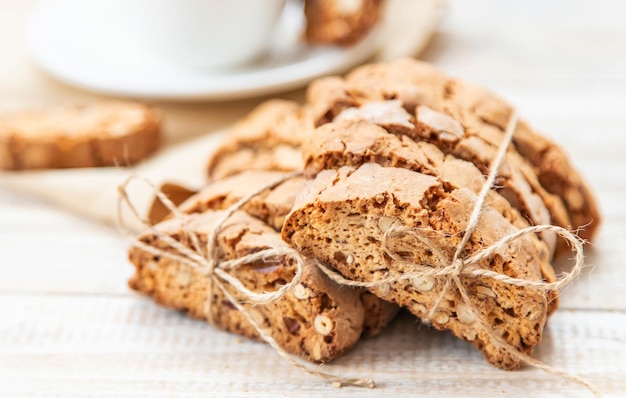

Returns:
207,99,311,180
177,169,400,335
302,118,558,304
0,102,160,170
308,58,600,242
283,163,553,369
129,209,365,362
304,0,385,46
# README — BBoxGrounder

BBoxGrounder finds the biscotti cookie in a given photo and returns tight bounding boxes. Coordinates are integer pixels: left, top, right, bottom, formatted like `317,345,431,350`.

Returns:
304,0,385,46
207,99,311,180
302,117,559,307
307,74,571,244
0,102,160,170
329,100,559,257
177,169,400,336
180,170,304,230
129,209,365,362
283,163,553,369
306,59,600,242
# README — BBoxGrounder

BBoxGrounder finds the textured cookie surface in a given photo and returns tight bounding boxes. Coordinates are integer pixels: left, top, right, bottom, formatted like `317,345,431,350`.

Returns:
129,210,365,363
305,58,600,243
0,102,160,170
178,169,400,335
207,100,311,180
303,117,558,307
283,163,552,369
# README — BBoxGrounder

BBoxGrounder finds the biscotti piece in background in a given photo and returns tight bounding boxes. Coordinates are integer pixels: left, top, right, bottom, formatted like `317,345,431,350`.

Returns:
304,0,385,46
129,209,365,363
0,101,161,170
206,99,311,180
283,163,553,370
177,169,400,336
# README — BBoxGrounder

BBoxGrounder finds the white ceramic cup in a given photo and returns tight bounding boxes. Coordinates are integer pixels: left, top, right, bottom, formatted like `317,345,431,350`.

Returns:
102,0,287,69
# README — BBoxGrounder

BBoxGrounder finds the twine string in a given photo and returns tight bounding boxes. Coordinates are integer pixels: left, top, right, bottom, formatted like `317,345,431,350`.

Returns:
117,172,375,389
117,108,599,395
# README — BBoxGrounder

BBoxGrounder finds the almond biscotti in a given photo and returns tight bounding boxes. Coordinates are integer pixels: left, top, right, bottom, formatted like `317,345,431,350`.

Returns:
207,99,311,180
302,117,558,309
129,209,365,362
0,102,160,170
308,86,572,255
177,169,399,336
305,59,600,243
309,77,571,245
283,163,553,370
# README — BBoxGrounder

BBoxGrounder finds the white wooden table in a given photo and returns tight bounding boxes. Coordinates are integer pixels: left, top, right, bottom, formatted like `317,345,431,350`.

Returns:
1,1,626,397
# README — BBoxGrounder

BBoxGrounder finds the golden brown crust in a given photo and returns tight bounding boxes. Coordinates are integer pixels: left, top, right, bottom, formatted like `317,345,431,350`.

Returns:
283,163,551,369
206,100,311,180
305,59,600,247
302,117,558,314
0,102,161,170
177,170,401,333
129,210,365,363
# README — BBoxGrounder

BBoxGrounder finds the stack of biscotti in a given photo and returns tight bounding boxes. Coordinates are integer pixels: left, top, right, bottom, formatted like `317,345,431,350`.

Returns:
128,59,600,368
283,59,600,368
129,100,399,363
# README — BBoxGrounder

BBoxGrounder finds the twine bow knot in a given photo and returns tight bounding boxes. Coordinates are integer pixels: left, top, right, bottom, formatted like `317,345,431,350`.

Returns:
118,172,375,389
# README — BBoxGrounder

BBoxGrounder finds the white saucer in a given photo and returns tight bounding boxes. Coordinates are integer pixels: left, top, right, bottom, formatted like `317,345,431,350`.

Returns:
27,0,442,101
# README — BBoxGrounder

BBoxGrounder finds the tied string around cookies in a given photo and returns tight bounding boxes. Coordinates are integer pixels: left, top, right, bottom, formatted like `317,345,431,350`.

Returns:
117,172,375,389
314,110,601,397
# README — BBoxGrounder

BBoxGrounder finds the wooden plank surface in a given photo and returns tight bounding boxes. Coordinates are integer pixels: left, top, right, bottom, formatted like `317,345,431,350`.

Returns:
1,0,626,397
2,295,625,397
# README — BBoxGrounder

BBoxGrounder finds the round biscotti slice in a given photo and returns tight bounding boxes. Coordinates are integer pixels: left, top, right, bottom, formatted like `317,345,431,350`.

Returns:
129,209,365,363
207,99,312,180
283,163,553,369
0,101,160,170
302,118,558,308
177,169,400,336
306,58,600,243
